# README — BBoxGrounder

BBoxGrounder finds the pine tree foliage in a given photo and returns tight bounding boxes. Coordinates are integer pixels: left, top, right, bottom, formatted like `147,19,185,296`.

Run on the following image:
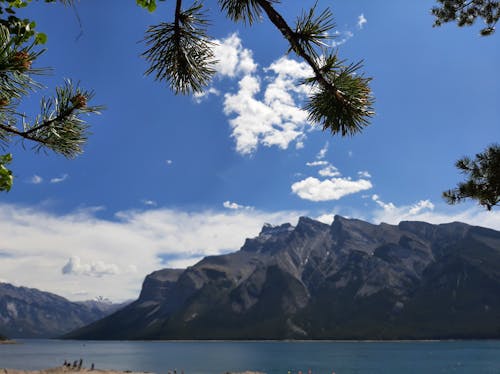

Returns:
142,0,375,137
143,2,216,94
0,0,102,192
443,145,500,210
432,0,499,35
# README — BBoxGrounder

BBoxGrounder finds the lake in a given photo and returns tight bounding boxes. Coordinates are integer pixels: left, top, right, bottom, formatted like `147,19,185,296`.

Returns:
1,340,500,374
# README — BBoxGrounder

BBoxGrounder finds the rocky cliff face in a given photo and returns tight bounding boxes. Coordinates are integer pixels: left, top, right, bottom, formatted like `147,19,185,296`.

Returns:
66,216,500,340
0,283,129,338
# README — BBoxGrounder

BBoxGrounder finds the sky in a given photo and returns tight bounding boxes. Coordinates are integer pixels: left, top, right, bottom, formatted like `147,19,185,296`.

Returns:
0,0,499,302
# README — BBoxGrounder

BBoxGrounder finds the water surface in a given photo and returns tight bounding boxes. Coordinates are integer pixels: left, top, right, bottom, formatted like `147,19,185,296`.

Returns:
1,339,500,374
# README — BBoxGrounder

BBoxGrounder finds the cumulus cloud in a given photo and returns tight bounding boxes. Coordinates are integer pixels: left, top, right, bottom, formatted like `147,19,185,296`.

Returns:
357,14,367,29
292,176,373,202
50,174,68,184
62,256,119,277
294,145,373,201
213,33,257,77
223,55,312,154
195,34,313,155
194,23,371,155
30,175,43,184
223,201,253,210
142,200,157,207
318,165,341,177
0,203,301,301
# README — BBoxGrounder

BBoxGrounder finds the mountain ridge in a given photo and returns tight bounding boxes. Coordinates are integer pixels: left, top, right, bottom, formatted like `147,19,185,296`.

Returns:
0,282,130,338
65,215,500,340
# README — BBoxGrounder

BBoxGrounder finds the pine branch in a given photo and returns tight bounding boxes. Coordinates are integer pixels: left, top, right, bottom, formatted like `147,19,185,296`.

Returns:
143,1,216,94
255,0,340,101
0,80,103,158
255,0,374,136
432,0,499,35
444,144,500,210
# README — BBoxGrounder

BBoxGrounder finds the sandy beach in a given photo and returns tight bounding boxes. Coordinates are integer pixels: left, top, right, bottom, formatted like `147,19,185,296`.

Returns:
0,369,266,374
0,367,150,374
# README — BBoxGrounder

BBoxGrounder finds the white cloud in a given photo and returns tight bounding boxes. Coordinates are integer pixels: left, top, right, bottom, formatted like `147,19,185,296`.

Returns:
409,200,435,215
193,87,220,103
306,160,329,167
165,160,173,165
142,200,157,207
369,196,500,231
357,14,367,29
315,212,338,225
62,256,119,277
50,174,68,184
0,203,301,302
296,147,372,201
30,175,43,184
2,198,500,304
357,170,372,178
372,194,396,210
332,31,354,47
223,61,311,154
223,200,253,210
198,34,314,155
291,176,372,202
316,141,329,160
213,33,257,78
332,13,367,48
319,165,341,177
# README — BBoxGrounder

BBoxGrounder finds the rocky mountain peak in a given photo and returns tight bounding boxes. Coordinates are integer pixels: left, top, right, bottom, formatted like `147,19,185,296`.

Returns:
64,216,500,341
259,222,294,237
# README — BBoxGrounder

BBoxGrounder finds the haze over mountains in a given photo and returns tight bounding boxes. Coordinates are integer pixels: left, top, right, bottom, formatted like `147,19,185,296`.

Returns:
65,215,500,340
0,283,129,338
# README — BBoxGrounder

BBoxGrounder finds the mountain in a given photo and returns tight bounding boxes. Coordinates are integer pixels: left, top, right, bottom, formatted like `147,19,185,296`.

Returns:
76,296,130,315
0,283,130,338
66,216,500,340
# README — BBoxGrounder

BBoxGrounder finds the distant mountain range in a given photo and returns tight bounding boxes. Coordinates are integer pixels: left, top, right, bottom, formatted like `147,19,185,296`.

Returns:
65,215,500,340
0,283,130,338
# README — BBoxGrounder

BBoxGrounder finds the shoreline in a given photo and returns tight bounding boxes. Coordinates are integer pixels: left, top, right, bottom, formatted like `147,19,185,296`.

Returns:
0,340,16,344
0,367,150,374
0,368,264,374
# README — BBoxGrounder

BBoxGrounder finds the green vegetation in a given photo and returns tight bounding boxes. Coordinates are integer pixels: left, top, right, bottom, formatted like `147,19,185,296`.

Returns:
0,0,102,192
432,0,499,35
141,0,374,137
444,144,500,210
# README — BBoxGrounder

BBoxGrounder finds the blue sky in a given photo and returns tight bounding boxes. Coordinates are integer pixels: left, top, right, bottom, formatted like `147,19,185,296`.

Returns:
0,0,499,301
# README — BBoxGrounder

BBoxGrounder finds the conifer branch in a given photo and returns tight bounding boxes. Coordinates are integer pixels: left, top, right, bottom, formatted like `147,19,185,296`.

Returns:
254,0,374,136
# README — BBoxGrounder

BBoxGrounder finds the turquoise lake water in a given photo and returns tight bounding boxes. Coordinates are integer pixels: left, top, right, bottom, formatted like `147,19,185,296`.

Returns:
1,340,500,374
